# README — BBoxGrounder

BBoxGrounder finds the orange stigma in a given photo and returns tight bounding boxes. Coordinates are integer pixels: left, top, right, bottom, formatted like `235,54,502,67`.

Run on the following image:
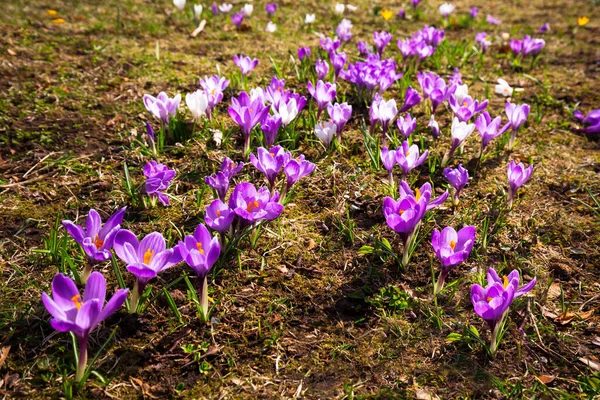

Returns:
93,234,104,249
196,242,205,254
462,101,468,107
216,209,221,217
405,151,410,156
486,296,492,303
247,200,259,212
143,249,155,265
449,240,456,250
71,294,82,310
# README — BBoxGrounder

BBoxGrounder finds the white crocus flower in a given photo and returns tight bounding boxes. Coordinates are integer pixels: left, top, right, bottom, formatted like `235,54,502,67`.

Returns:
266,21,277,32
346,4,358,12
193,4,203,18
243,3,253,16
454,84,469,104
335,3,345,14
495,79,513,97
273,99,298,126
173,0,186,11
218,3,232,13
305,13,316,24
438,3,455,18
314,121,337,147
185,90,209,122
451,117,475,147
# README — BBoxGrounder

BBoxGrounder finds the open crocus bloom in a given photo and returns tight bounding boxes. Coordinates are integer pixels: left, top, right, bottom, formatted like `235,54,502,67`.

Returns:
432,226,475,269
229,182,284,224
143,92,181,124
396,141,428,177
178,224,221,278
204,199,235,234
249,145,290,188
398,181,448,211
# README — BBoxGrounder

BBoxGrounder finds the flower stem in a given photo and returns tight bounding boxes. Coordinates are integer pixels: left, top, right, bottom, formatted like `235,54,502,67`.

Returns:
434,269,448,295
489,319,502,358
199,275,209,323
81,261,94,284
76,337,88,383
129,280,140,314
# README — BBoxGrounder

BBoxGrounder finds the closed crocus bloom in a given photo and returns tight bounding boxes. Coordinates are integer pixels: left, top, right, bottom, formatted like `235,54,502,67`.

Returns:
396,114,416,139
193,4,203,18
42,272,128,381
297,46,311,61
314,120,337,147
471,267,536,356
305,13,315,24
539,23,550,33
284,154,316,192
507,160,533,208
308,80,336,118
475,32,492,52
249,145,290,188
114,230,182,312
199,75,229,116
443,164,469,205
272,97,301,126
398,86,421,113
143,161,175,206
228,92,270,154
509,39,522,55
441,117,475,167
229,182,284,224
204,157,243,201
574,109,600,135
330,51,347,80
242,3,253,16
327,102,352,140
521,35,545,57
336,19,352,42
334,3,345,14
178,223,220,322
371,97,397,143
233,55,258,75
265,21,277,32
438,2,455,18
173,0,186,11
186,90,209,122
62,207,126,268
143,92,181,124
396,141,428,178
380,147,397,173
476,111,509,154
315,59,329,80
231,11,244,28
431,225,475,293
505,102,530,149
204,199,235,234
260,115,282,147
265,3,277,16
373,31,393,56
428,115,440,139
454,84,469,104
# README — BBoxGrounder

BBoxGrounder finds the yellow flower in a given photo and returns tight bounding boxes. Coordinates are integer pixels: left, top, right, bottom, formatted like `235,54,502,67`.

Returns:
380,9,393,20
51,18,65,24
46,9,58,16
578,16,589,26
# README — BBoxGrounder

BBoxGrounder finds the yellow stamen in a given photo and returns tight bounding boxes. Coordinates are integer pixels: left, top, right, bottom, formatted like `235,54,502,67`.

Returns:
211,89,215,95
143,249,155,265
216,209,221,217
249,108,253,113
415,188,421,202
71,294,82,310
93,234,104,249
270,152,275,157
503,275,509,289
247,200,259,212
399,209,404,215
486,296,492,303
405,151,410,156
462,101,468,107
449,240,456,250
196,242,205,254
277,86,282,92
52,18,65,24
578,16,589,26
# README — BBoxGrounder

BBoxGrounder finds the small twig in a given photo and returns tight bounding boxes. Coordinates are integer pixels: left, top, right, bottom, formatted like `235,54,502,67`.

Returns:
23,152,55,178
0,175,46,189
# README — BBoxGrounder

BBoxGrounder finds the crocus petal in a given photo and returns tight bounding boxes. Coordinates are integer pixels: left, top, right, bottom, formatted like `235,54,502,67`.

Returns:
86,209,102,237
127,265,158,280
99,288,129,322
75,299,102,334
99,207,126,239
137,232,167,262
51,274,80,310
62,221,85,245
83,271,106,305
42,292,67,320
114,230,140,265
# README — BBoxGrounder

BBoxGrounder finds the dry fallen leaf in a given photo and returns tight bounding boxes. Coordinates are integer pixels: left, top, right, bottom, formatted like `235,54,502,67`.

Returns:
191,20,206,37
415,387,440,400
0,346,10,369
579,357,600,372
536,375,555,384
546,282,561,300
7,49,16,56
554,310,594,325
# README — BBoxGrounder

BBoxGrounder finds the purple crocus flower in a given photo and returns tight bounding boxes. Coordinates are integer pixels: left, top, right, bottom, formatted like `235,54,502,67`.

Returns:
475,32,492,52
471,268,536,356
143,161,175,206
205,199,235,234
507,161,533,208
521,35,545,57
476,111,509,155
505,102,530,149
357,40,371,57
574,109,600,135
470,7,479,18
204,157,244,201
199,75,230,118
143,92,181,124
327,102,352,141
336,19,353,42
380,146,397,174
370,96,397,144
428,115,440,139
449,95,488,122
233,55,258,75
510,39,522,55
42,272,128,381
211,3,218,15
145,121,155,146
486,14,500,25
114,230,182,312
396,114,416,139
228,91,270,154
432,225,475,294
308,80,336,118
538,23,550,33
320,37,340,54
398,181,448,212
396,141,428,178
265,2,277,17
229,182,284,224
260,115,282,147
373,31,393,56
418,72,456,113
330,51,347,81
178,223,220,322
411,0,421,9
443,164,469,205
249,145,290,189
398,8,406,19
62,207,126,276
398,86,422,113
298,46,311,61
283,154,316,195
231,11,244,28
315,59,329,80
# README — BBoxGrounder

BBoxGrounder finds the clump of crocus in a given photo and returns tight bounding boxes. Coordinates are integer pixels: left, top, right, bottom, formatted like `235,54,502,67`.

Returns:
114,230,182,312
229,182,284,227
228,91,270,155
233,54,258,75
42,272,128,382
417,72,456,114
327,102,352,142
320,37,340,54
178,224,220,322
574,109,600,135
431,225,475,294
505,102,530,149
250,146,290,190
62,207,126,283
143,92,181,125
441,117,475,167
143,161,175,207
199,75,230,119
471,268,536,357
205,157,244,201
507,160,533,208
308,80,336,119
443,164,468,205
